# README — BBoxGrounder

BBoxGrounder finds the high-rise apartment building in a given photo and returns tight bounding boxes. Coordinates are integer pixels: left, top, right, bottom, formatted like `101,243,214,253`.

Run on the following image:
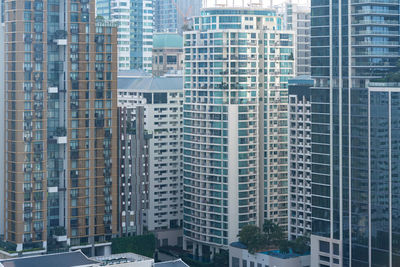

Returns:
310,0,400,266
182,7,294,260
282,3,310,76
154,0,202,34
118,76,183,237
119,105,151,236
3,0,118,255
96,0,153,71
288,76,313,241
111,0,131,70
130,0,153,72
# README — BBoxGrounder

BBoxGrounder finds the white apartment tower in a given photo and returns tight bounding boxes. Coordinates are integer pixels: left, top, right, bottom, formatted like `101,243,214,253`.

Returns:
118,76,183,233
182,7,295,260
282,3,311,76
111,0,131,70
288,77,313,241
96,0,153,71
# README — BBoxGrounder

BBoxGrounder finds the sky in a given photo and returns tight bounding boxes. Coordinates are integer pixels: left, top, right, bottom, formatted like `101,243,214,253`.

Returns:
202,0,310,8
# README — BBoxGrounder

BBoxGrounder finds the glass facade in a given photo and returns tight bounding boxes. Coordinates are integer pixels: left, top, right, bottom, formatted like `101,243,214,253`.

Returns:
311,0,400,265
130,0,153,72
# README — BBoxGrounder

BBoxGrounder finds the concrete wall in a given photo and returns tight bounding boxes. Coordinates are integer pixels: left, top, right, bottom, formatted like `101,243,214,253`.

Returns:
229,245,310,267
155,229,183,247
0,19,5,237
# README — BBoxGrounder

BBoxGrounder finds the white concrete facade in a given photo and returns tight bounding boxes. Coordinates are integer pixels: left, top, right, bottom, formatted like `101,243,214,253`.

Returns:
111,0,131,70
118,78,183,232
288,79,312,241
182,7,295,260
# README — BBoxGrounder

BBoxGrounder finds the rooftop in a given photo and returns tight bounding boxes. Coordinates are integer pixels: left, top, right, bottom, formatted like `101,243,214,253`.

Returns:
118,77,183,91
230,242,309,259
153,33,183,49
0,251,98,267
154,259,190,267
93,252,153,266
118,69,152,79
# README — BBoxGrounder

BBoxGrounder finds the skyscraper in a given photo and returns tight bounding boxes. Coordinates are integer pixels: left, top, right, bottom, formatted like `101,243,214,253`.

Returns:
130,0,153,72
96,0,153,71
182,7,294,260
310,0,400,266
154,0,202,34
3,0,118,255
111,0,131,70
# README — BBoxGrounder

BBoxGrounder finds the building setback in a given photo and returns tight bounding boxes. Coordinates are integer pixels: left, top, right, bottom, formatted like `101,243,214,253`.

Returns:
182,7,295,261
118,76,183,238
3,0,118,255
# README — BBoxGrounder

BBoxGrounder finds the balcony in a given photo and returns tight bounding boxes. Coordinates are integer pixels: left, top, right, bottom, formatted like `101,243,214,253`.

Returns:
57,137,67,144
48,87,58,93
54,39,67,45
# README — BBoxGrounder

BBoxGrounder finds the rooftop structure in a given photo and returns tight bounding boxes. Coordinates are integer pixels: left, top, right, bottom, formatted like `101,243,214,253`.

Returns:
0,251,98,267
229,242,310,267
152,34,184,77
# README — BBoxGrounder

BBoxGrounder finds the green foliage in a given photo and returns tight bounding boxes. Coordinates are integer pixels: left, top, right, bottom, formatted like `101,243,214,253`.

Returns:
238,220,310,255
279,240,290,254
111,234,156,257
291,235,310,254
238,225,268,254
238,225,260,247
213,250,229,267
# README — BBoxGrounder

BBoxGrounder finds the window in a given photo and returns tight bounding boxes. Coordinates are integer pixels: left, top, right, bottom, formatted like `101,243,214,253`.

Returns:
333,243,339,255
319,240,330,253
319,255,329,262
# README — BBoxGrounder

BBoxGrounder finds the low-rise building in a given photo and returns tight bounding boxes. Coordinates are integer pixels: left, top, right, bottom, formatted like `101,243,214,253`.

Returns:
152,33,183,77
0,250,191,267
229,242,310,267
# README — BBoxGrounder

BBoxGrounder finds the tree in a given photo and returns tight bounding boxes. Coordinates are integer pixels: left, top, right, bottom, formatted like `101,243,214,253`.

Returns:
238,224,260,247
279,240,290,254
238,225,267,254
292,235,310,254
263,220,285,246
213,250,229,267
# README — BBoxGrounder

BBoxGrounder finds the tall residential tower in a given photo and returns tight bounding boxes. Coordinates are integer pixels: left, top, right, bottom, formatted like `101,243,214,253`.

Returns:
95,0,153,71
3,0,118,255
182,7,294,260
